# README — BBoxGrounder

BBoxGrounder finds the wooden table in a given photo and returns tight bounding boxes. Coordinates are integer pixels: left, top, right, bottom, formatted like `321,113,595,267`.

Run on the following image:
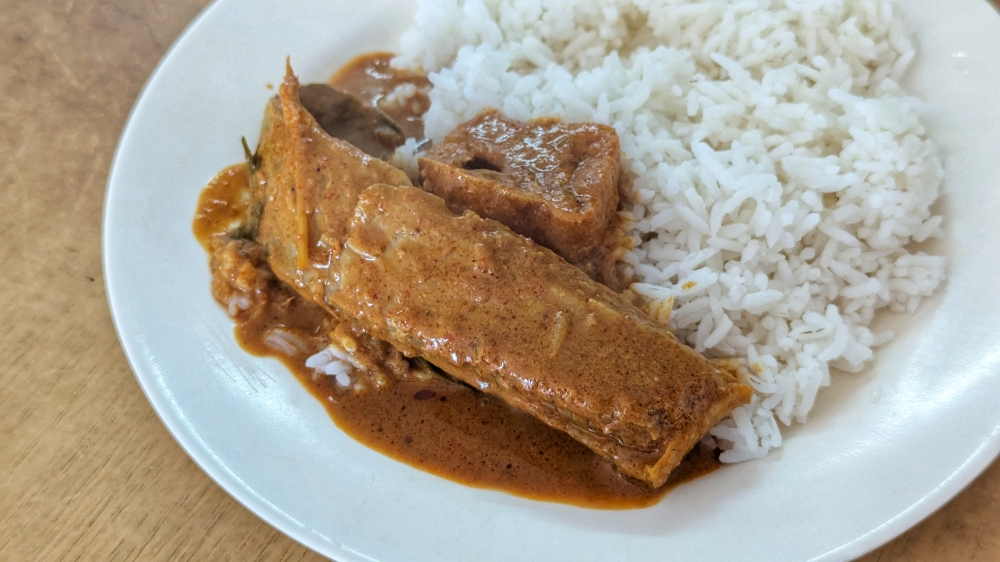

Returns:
1,0,997,559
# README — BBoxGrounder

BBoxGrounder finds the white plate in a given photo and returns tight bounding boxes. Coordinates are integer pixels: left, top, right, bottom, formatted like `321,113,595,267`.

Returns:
104,1,1000,560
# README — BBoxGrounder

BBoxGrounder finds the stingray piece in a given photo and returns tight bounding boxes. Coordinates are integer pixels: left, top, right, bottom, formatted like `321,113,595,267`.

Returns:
247,65,751,487
244,62,412,305
330,184,751,487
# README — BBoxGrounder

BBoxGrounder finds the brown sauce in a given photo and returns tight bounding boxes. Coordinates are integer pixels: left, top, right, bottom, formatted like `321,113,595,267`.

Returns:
330,52,431,140
193,164,250,250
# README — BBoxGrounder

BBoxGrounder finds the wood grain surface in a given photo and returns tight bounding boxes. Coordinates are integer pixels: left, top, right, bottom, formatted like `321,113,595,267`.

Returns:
1,0,997,560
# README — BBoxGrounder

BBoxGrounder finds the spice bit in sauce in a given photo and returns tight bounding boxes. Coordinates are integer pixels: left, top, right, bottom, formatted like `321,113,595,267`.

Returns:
414,389,436,401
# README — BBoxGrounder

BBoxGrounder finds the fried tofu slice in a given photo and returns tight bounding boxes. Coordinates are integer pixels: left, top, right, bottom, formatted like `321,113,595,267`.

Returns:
419,110,621,265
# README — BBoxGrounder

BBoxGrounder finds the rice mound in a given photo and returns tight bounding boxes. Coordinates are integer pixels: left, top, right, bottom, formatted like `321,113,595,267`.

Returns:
394,0,946,462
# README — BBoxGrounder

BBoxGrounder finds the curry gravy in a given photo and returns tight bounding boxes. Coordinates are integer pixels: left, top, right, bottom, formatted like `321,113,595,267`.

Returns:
330,52,431,140
193,164,720,509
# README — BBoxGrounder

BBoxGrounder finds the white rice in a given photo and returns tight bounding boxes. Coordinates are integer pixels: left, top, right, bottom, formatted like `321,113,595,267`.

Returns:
306,345,360,387
391,0,945,462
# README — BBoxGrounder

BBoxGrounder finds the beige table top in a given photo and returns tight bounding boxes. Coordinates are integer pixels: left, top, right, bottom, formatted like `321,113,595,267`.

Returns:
1,0,998,560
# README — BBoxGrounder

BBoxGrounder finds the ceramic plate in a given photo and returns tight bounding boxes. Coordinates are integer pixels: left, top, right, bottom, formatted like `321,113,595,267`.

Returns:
104,0,1000,560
